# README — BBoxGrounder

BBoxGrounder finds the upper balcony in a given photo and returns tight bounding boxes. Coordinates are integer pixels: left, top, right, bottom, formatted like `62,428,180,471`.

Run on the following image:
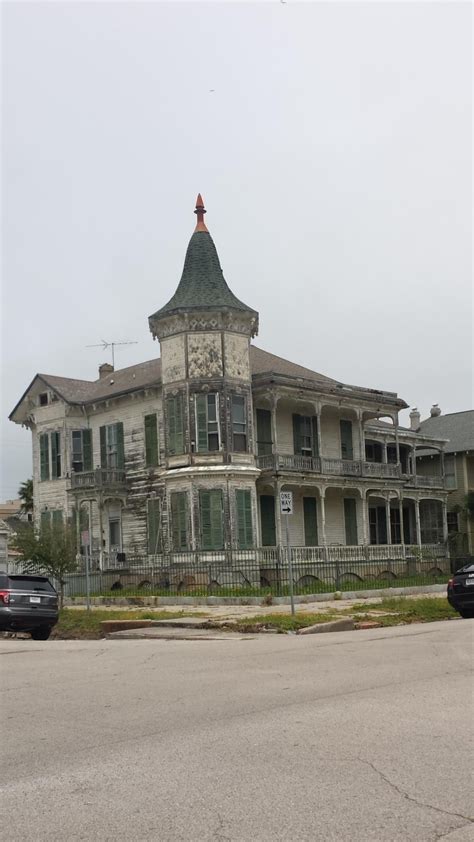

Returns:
256,453,446,486
69,468,127,491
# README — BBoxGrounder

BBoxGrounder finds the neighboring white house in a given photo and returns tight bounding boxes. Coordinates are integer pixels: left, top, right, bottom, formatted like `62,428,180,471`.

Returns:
9,196,450,583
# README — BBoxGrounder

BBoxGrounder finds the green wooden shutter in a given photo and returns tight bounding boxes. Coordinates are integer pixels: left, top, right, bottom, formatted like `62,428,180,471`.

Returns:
293,415,301,455
147,498,161,553
52,509,63,528
260,495,276,546
144,414,158,467
340,420,353,460
51,432,60,478
100,426,107,467
167,396,184,455
303,497,318,546
200,490,224,550
82,429,93,471
116,423,125,469
40,434,50,481
40,510,51,530
344,498,358,545
196,395,208,452
311,417,319,457
236,490,253,549
175,396,184,454
171,492,188,551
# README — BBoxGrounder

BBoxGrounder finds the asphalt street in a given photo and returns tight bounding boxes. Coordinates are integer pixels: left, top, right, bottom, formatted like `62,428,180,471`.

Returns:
1,620,473,841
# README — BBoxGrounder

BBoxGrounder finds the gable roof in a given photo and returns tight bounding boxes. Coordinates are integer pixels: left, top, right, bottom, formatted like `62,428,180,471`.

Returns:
10,344,406,423
418,411,474,454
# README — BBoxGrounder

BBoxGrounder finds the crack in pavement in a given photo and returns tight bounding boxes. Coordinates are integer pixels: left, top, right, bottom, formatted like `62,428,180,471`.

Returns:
358,757,473,825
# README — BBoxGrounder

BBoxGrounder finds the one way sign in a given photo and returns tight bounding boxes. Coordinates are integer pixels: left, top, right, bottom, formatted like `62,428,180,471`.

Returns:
280,491,293,515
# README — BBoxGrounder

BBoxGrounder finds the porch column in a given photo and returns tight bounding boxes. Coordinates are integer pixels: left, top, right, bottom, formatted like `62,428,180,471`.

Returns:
270,395,278,457
275,479,283,548
414,499,422,548
442,500,448,545
394,415,400,465
357,411,364,461
382,442,388,464
412,446,417,476
399,494,405,556
319,489,328,561
98,499,104,570
361,490,368,545
440,448,445,484
385,496,392,545
75,504,81,556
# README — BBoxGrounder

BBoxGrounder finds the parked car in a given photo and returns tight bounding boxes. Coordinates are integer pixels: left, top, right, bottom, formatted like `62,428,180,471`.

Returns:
0,572,59,639
447,562,474,619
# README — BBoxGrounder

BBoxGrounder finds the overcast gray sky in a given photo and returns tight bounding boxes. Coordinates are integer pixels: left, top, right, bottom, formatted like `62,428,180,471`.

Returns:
1,0,472,501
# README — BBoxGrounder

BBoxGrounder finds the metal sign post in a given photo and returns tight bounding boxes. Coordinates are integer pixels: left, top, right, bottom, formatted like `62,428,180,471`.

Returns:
280,492,295,616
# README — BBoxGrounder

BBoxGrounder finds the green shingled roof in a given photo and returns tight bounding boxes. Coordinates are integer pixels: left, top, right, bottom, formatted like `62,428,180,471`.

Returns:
149,230,257,320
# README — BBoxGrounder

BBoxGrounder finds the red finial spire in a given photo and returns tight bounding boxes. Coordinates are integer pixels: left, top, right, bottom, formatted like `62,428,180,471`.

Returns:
194,193,209,232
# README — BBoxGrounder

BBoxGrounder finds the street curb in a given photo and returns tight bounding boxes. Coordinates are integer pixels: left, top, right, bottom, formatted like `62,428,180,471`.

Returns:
65,583,447,608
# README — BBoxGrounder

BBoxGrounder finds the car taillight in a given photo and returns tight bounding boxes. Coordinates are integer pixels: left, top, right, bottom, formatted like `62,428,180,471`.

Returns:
0,590,11,604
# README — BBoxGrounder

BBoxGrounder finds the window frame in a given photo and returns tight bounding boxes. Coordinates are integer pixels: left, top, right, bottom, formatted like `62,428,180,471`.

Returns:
195,393,220,453
71,429,93,474
200,489,225,550
231,395,247,453
166,395,185,456
170,491,189,551
236,489,253,549
144,413,159,467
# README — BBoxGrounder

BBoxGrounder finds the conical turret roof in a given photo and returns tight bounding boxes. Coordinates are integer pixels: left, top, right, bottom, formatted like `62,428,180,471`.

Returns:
149,195,258,321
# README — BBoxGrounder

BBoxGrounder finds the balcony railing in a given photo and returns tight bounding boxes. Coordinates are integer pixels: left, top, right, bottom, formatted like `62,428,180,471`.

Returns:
70,468,126,490
257,453,402,480
404,475,445,489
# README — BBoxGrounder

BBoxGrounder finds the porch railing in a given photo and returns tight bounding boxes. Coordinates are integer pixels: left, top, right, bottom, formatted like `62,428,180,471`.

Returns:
404,475,445,489
70,469,126,490
257,453,402,479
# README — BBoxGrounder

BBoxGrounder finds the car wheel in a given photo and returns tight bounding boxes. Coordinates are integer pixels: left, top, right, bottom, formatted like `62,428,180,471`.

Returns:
31,626,52,640
459,608,474,619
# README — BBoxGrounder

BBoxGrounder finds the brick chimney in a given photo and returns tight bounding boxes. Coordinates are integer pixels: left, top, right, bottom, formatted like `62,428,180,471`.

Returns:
430,404,441,417
99,363,114,380
409,408,421,430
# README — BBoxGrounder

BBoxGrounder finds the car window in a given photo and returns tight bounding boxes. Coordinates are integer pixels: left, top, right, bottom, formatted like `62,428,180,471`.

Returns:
7,576,56,592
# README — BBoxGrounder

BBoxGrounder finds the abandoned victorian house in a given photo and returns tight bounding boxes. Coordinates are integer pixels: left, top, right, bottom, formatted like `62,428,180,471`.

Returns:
10,196,451,589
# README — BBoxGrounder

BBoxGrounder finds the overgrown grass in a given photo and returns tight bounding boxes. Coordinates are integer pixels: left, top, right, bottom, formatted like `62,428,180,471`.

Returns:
51,608,195,639
70,573,449,601
345,596,459,627
230,612,339,632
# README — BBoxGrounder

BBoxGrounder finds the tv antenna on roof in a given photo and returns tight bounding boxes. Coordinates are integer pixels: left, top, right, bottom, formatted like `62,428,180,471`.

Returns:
86,339,138,368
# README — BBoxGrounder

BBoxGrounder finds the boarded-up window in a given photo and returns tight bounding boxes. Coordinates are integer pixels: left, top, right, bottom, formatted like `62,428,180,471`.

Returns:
260,495,276,546
147,498,161,553
344,498,358,545
303,497,318,546
200,490,224,550
340,420,353,460
167,396,184,455
256,409,272,456
144,414,159,467
236,490,253,548
171,492,188,551
39,434,50,481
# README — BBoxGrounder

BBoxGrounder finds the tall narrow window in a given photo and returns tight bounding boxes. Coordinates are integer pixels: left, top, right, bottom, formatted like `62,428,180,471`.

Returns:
340,420,353,460
144,414,159,467
236,490,253,549
303,497,318,546
167,395,184,455
72,430,93,473
260,495,276,547
39,433,50,481
195,394,219,452
200,490,224,550
171,491,188,551
100,423,124,469
344,498,358,545
147,498,162,554
231,395,247,452
293,415,318,457
256,409,272,456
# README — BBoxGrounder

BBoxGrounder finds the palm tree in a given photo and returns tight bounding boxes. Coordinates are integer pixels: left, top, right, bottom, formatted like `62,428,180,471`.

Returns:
18,478,33,518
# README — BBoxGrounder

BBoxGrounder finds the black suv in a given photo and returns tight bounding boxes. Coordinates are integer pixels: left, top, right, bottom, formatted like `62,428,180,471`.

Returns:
447,562,474,619
0,572,59,639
